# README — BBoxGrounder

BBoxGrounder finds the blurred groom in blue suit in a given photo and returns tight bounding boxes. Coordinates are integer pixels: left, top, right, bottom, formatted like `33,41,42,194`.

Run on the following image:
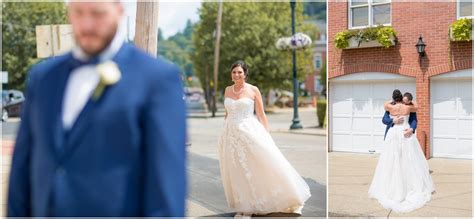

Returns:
8,1,187,216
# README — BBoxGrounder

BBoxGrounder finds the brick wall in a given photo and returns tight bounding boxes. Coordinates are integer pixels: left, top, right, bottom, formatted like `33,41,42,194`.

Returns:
328,1,472,158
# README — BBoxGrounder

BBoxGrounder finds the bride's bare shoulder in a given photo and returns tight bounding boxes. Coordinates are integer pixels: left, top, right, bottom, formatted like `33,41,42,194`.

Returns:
246,83,259,91
224,85,232,95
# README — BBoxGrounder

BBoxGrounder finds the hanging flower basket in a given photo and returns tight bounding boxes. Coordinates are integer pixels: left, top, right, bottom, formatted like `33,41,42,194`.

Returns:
276,33,312,50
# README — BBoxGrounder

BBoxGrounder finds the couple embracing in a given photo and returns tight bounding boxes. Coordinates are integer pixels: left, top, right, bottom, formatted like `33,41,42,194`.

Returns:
369,89,435,213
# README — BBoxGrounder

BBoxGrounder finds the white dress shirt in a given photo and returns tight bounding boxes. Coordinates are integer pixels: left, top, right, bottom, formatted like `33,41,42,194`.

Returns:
62,33,124,130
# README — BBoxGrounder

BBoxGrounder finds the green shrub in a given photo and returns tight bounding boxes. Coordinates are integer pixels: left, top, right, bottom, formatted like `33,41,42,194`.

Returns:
317,99,326,127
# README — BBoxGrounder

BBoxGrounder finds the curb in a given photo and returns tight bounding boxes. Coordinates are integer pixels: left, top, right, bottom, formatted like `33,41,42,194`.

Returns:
271,129,326,136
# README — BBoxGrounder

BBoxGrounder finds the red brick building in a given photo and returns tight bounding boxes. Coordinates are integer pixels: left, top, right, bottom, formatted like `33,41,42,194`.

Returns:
304,20,327,99
328,1,472,159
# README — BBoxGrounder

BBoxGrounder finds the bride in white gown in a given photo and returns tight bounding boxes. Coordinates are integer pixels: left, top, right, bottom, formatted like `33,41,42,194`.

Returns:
218,61,311,218
368,90,435,213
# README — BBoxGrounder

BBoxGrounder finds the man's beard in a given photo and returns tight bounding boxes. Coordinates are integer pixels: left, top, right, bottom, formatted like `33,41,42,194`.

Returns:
78,24,118,57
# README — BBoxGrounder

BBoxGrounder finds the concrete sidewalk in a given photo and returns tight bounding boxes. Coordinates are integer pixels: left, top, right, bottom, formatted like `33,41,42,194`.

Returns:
328,152,473,217
185,106,327,217
188,106,325,136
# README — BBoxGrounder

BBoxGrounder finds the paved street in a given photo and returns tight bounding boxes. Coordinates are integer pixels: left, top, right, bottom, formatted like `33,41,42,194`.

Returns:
1,107,326,217
328,152,473,217
186,107,327,217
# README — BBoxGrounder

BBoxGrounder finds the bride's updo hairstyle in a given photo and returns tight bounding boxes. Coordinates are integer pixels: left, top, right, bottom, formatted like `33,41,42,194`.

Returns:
230,60,249,81
392,89,403,102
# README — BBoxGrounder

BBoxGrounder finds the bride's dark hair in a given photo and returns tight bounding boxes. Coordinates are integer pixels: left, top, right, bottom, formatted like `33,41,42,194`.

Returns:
392,89,403,102
230,60,249,81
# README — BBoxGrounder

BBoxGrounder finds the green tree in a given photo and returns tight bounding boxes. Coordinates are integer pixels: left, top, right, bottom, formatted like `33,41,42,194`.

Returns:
320,61,326,97
2,2,68,91
158,19,195,85
192,2,317,99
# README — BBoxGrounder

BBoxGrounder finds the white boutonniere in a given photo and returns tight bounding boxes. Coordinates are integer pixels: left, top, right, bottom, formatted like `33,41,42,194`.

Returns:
92,61,121,101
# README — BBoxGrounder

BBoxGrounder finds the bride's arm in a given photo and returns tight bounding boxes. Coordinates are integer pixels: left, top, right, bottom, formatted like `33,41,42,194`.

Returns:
224,87,229,120
253,86,269,131
409,101,419,112
384,100,392,111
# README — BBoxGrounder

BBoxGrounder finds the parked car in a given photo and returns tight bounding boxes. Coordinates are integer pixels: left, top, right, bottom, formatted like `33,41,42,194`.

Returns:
184,87,208,112
2,90,25,121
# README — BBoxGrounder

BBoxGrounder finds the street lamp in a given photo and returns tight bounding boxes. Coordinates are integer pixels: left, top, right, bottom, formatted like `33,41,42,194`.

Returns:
289,0,302,129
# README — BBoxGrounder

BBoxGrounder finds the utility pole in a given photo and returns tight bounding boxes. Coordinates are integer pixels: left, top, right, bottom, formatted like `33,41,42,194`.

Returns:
212,1,223,117
134,0,159,57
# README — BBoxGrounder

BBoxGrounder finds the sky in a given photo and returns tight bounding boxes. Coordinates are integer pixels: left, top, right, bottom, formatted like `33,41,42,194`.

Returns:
121,1,202,40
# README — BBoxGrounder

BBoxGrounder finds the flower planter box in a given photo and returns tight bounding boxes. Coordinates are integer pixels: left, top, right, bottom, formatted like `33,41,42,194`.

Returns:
449,26,473,42
345,36,396,49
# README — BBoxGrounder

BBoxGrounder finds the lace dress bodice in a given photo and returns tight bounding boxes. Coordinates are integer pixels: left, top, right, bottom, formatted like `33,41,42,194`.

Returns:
224,97,255,122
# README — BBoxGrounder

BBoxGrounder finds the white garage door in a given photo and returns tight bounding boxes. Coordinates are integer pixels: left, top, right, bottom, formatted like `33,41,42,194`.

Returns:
330,72,416,153
431,69,473,159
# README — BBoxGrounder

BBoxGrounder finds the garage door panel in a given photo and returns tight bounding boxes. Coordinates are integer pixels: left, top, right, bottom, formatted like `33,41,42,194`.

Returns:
333,117,352,132
458,119,472,136
432,81,456,100
433,138,472,158
353,117,373,132
332,84,352,100
433,138,458,156
352,83,371,100
332,134,352,151
458,80,472,100
373,83,395,99
332,100,352,115
458,139,473,158
373,117,386,133
353,100,372,115
353,135,372,152
373,100,386,115
432,70,473,159
330,73,416,153
433,119,457,136
432,100,457,117
458,100,472,116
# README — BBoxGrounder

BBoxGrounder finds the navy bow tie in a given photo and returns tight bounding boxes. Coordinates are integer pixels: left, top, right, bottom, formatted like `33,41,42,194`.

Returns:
69,55,101,70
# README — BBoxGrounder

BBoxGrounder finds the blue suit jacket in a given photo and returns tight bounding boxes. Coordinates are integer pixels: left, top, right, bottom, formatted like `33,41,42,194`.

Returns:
8,43,187,216
382,111,417,140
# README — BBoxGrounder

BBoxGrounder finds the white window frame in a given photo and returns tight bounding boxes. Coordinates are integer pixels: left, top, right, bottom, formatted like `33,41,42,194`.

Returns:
457,0,474,19
348,0,392,29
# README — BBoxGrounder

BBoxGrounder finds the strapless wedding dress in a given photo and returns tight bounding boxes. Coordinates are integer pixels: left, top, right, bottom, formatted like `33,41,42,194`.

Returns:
369,115,435,213
218,97,311,214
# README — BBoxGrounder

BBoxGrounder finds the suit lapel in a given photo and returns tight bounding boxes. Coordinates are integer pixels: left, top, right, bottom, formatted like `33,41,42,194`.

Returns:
60,44,130,161
49,55,76,157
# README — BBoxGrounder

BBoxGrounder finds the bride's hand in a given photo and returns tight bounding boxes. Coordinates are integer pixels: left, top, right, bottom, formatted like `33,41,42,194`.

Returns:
393,116,404,124
404,128,414,137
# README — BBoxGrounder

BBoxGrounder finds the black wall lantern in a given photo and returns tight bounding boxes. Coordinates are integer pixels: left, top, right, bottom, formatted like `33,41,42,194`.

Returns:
415,35,426,57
